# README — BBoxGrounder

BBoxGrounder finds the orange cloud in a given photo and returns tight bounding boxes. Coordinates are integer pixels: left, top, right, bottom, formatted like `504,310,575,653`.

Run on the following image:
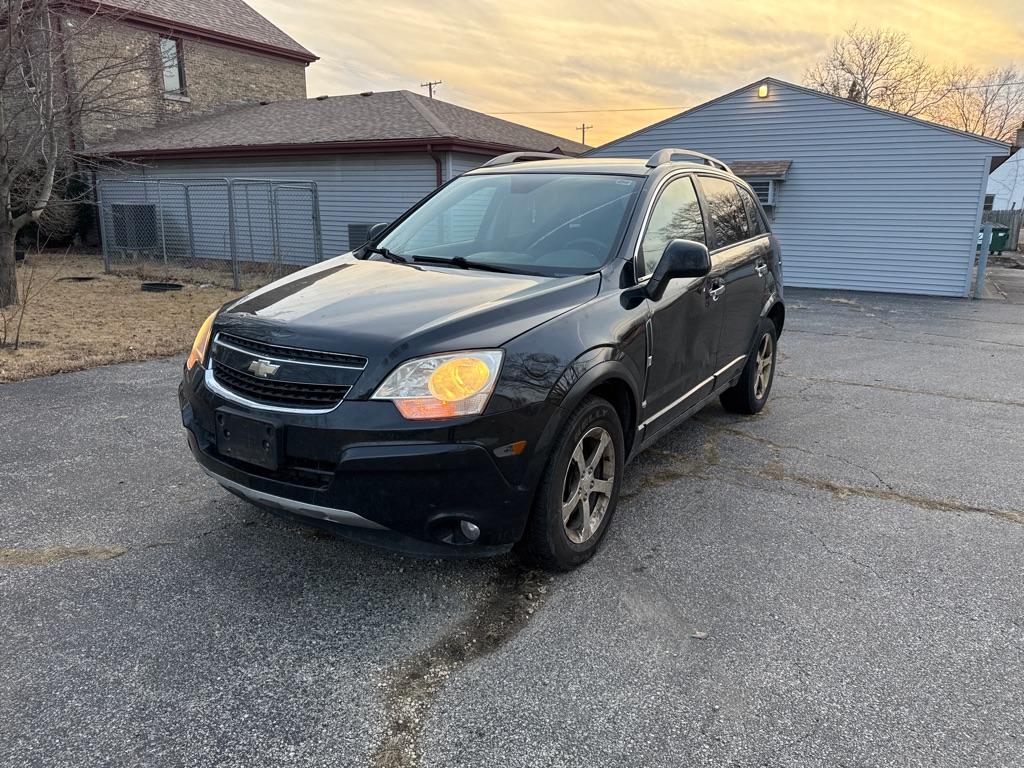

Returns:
248,0,1024,146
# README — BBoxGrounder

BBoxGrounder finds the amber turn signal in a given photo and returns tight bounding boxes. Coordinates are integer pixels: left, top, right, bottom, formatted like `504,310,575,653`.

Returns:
186,312,217,371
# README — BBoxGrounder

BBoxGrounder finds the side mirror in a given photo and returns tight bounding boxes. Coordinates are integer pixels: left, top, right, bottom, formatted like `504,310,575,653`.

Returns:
646,239,710,301
368,222,389,241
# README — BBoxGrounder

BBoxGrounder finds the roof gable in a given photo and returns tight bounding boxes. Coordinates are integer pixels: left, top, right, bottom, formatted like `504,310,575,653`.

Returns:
88,90,590,157
594,77,1010,155
76,0,316,62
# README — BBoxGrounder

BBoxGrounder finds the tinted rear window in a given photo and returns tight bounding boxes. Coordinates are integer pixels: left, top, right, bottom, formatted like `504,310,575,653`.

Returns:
738,187,766,237
699,176,749,248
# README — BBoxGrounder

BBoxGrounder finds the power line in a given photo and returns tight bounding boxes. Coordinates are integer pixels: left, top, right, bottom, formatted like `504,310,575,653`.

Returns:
576,123,593,143
952,79,1024,90
489,80,1024,116
420,80,442,99
494,105,684,115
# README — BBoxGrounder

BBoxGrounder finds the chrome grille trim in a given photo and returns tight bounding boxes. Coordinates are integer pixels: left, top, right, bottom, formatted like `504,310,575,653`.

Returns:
205,366,344,415
212,359,350,407
207,333,365,413
215,333,367,369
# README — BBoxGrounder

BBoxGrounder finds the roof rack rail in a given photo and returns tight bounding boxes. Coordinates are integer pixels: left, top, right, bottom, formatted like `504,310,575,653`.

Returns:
481,151,567,168
645,148,732,173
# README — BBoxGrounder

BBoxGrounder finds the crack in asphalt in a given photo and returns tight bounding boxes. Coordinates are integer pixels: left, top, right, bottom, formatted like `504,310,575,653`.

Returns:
0,518,255,567
623,421,1023,528
793,523,882,579
704,422,897,492
763,716,824,765
757,461,1024,526
778,373,1024,409
368,562,551,768
785,327,1024,351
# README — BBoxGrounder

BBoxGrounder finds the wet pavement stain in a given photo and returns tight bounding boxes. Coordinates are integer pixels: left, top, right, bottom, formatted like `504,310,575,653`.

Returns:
369,561,552,768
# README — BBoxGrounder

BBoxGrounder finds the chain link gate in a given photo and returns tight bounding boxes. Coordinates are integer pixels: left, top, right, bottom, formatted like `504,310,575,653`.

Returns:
96,177,324,290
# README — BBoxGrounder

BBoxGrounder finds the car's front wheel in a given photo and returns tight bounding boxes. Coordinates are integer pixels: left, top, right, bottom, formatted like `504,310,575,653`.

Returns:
518,396,624,571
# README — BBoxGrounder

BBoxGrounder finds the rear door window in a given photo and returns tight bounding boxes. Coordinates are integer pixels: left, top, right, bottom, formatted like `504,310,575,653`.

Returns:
699,175,749,248
738,187,766,237
639,176,706,276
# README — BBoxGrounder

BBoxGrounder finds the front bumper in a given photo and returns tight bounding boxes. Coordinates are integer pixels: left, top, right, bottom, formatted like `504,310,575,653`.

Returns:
180,365,549,552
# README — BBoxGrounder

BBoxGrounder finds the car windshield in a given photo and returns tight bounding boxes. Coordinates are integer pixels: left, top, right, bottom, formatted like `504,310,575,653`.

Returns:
377,172,642,276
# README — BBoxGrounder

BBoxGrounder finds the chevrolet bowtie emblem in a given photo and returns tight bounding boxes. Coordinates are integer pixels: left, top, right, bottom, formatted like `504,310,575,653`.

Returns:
248,358,281,378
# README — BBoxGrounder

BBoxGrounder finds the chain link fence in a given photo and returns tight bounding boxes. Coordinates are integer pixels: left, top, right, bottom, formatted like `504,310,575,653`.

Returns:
96,177,324,289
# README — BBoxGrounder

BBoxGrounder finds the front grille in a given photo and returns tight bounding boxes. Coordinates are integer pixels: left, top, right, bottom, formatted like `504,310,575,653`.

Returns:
212,359,350,408
218,333,367,368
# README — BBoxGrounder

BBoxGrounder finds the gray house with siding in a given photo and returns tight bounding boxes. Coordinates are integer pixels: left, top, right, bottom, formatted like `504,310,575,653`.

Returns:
91,90,587,260
589,78,1010,297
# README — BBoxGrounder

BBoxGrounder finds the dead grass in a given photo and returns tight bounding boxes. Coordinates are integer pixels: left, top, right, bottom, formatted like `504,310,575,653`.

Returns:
0,252,243,382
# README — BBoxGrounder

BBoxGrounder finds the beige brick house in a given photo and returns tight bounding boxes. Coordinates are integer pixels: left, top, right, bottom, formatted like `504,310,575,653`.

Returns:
67,0,316,147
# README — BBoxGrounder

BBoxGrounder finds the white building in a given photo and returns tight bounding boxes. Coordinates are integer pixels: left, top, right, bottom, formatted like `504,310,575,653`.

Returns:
589,78,1010,297
987,130,1024,210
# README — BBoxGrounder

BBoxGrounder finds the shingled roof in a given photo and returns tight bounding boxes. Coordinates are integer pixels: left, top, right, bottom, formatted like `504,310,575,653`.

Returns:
729,160,792,179
78,0,316,62
90,90,590,158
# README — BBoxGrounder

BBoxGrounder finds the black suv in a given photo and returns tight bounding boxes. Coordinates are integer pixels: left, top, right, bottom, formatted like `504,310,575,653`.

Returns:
180,149,784,570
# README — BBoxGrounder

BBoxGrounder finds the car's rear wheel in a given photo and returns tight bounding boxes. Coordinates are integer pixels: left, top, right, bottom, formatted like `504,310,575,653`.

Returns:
517,396,624,571
720,318,778,415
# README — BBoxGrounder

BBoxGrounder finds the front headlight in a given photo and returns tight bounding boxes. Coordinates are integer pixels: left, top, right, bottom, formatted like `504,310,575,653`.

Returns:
186,311,217,371
372,350,503,420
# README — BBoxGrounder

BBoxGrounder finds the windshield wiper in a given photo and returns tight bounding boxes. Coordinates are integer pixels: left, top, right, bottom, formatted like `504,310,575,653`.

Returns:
409,254,529,274
364,245,409,264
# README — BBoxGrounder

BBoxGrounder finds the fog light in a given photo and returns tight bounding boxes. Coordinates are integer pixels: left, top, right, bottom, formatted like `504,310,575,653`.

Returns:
460,521,481,541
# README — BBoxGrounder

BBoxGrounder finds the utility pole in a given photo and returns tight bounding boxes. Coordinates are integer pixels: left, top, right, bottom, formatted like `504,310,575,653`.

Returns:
576,123,594,144
420,80,442,99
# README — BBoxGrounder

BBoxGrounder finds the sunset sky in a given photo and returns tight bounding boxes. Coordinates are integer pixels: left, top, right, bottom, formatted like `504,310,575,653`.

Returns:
247,0,1024,146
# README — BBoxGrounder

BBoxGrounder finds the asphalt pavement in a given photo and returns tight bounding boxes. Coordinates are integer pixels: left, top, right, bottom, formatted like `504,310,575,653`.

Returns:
2,287,1023,768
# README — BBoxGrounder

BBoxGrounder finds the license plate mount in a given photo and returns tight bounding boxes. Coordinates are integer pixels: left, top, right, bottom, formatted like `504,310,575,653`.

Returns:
215,408,283,471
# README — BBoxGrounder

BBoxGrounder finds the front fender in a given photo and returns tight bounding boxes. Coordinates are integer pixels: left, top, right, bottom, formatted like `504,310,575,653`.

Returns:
521,350,644,491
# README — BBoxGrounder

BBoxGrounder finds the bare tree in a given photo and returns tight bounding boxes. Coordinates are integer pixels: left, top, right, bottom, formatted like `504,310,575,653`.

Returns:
806,25,1024,142
1,1,159,307
804,25,948,117
932,65,1024,143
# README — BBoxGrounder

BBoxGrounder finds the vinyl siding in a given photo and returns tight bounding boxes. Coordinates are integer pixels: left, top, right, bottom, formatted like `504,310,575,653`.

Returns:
987,153,1024,209
590,82,1006,297
448,152,489,178
99,152,439,259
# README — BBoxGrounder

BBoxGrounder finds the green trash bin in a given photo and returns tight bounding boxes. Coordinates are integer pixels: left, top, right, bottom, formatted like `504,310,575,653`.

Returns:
979,223,1011,255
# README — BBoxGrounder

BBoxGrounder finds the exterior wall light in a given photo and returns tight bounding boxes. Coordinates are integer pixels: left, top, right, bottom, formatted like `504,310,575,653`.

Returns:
758,83,770,98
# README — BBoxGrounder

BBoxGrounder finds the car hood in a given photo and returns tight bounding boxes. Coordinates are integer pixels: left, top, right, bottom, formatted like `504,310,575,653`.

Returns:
216,255,600,367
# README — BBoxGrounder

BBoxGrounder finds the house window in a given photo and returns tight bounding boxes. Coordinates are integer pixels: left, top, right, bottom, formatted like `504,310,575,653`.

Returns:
160,37,186,96
984,194,995,212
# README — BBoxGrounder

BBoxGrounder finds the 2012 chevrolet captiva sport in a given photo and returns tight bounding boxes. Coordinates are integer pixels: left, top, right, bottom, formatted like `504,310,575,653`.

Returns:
179,149,784,570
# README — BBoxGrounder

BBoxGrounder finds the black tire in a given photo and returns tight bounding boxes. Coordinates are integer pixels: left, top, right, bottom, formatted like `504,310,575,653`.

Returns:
517,396,624,571
720,318,778,415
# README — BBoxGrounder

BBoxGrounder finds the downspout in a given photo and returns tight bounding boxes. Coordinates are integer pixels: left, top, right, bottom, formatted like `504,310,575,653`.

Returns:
427,143,443,187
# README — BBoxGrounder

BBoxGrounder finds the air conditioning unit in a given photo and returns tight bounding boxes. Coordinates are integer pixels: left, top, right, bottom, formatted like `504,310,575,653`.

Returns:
348,223,371,249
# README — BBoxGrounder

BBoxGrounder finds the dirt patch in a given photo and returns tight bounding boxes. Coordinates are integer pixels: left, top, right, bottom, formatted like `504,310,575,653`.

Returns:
0,252,242,382
0,545,129,566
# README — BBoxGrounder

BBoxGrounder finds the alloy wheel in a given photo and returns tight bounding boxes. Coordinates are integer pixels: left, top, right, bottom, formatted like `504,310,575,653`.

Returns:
754,333,774,400
561,426,616,545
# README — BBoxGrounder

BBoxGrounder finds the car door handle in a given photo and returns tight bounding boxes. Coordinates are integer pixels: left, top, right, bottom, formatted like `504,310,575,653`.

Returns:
755,262,768,277
709,283,726,301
